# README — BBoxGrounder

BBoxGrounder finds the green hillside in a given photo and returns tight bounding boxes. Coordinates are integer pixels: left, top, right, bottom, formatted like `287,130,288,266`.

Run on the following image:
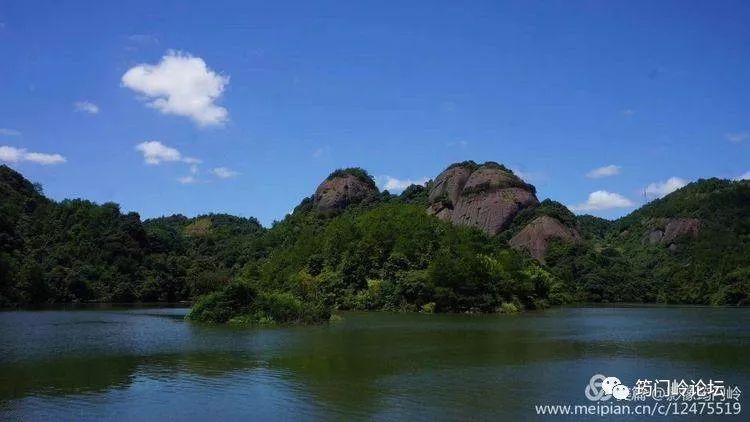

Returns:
1,164,748,321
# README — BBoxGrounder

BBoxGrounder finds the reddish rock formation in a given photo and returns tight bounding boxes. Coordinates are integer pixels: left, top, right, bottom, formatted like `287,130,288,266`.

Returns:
427,162,539,235
509,215,581,263
427,165,472,207
313,171,378,214
452,188,539,235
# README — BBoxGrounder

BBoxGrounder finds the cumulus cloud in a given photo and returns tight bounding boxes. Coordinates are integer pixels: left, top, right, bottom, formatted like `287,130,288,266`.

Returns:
586,164,621,179
734,171,750,181
135,141,182,164
569,190,635,212
211,167,240,179
0,145,66,165
121,51,229,126
727,132,750,143
644,177,687,199
379,176,429,192
0,128,21,136
74,101,100,114
134,141,199,166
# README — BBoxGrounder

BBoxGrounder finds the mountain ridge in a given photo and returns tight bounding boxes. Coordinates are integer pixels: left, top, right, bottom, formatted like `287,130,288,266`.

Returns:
1,163,748,311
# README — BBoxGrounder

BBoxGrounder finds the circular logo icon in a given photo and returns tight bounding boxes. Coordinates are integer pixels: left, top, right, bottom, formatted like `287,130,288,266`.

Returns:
585,374,612,401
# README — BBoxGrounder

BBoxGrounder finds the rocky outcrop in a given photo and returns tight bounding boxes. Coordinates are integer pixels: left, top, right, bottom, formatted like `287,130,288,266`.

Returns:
509,216,581,263
427,161,539,235
644,218,700,246
662,218,700,244
427,164,473,218
313,169,379,214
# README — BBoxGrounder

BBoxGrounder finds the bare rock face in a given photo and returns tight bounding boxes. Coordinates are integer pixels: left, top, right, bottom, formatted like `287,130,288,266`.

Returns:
662,218,700,244
452,188,539,235
509,216,581,263
642,217,700,246
427,165,472,207
427,162,539,235
313,171,378,214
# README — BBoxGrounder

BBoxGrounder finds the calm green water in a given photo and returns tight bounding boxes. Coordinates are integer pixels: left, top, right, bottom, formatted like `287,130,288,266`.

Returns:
0,306,748,420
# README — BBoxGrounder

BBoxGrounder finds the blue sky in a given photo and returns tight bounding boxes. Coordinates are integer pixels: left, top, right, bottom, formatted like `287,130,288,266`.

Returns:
1,0,748,225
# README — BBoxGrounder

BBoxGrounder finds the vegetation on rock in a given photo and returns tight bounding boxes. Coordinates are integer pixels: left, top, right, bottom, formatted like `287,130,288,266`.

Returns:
325,167,377,189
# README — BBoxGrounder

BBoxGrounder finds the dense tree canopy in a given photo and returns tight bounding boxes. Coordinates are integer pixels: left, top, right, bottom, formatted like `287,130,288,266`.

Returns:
546,179,750,305
1,165,748,318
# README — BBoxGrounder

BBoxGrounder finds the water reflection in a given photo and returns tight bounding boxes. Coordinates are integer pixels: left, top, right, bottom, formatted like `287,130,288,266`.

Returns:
1,307,748,420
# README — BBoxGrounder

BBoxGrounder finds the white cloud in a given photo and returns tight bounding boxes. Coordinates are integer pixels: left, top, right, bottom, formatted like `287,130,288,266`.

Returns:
24,152,66,165
510,167,545,183
177,175,198,184
0,146,23,162
135,141,199,165
74,101,100,114
569,190,635,212
586,164,621,179
379,176,429,192
211,167,240,179
621,109,635,116
0,145,66,165
135,141,182,164
644,177,687,199
0,128,21,136
121,51,229,126
178,166,202,184
734,171,750,181
727,132,750,143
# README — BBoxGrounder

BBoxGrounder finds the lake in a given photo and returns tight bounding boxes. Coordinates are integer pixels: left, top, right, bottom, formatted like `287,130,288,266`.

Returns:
0,306,748,420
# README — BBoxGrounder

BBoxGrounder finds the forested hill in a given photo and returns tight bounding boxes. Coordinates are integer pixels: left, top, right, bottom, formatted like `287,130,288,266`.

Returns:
1,164,748,312
0,165,265,305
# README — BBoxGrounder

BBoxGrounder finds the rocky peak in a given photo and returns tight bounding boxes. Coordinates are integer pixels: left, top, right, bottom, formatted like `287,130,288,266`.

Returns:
427,161,539,235
313,168,379,214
